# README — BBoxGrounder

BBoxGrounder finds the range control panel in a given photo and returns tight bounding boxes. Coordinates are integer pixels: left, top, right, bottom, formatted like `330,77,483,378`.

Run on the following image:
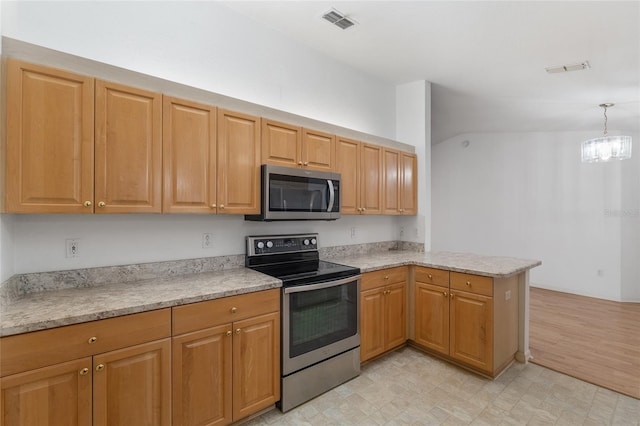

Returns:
246,234,318,256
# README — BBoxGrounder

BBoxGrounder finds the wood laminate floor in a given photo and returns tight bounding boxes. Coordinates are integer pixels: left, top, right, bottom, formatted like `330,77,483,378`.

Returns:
529,287,640,400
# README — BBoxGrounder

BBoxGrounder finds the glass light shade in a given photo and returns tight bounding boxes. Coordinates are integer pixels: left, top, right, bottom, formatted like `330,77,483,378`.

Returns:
581,135,632,163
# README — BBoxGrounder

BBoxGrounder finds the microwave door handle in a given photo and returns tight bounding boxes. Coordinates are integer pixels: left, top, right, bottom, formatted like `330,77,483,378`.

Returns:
327,180,335,212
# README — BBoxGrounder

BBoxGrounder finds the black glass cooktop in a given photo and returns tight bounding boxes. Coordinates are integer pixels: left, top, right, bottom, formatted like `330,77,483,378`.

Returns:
250,259,360,287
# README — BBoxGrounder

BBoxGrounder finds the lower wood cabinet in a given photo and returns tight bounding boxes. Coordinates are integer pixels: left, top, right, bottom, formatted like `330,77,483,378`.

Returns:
412,267,518,377
93,339,171,426
360,267,407,362
0,309,172,426
172,289,280,426
0,357,93,426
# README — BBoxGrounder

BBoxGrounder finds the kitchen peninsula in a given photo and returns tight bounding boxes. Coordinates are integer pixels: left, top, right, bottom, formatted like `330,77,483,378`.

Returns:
0,247,540,424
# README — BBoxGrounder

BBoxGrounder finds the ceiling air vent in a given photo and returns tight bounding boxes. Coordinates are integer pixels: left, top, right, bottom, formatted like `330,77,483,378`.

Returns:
545,61,591,74
322,8,356,30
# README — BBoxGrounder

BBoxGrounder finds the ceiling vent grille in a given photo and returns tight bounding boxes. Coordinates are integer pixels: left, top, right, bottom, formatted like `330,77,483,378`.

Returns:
545,61,591,74
322,9,356,30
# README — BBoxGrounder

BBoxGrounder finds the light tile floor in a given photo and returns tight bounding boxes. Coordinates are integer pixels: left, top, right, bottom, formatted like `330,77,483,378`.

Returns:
245,347,639,425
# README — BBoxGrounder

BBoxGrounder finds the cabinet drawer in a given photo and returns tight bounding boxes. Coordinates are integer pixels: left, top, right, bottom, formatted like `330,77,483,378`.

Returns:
450,272,493,296
172,289,280,335
361,267,407,291
0,308,171,377
415,267,449,288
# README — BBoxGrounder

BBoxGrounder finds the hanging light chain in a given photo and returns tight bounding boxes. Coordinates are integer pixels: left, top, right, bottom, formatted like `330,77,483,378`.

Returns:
599,103,614,136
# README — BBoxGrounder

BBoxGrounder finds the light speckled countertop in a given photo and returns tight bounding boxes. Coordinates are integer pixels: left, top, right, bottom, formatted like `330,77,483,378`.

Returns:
325,250,541,278
0,268,281,337
0,250,540,337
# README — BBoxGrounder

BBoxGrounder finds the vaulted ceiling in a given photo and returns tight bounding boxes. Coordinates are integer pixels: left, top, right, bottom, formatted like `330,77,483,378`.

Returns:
222,1,640,144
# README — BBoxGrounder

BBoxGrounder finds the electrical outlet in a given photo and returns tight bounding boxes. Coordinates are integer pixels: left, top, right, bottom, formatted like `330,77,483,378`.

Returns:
505,290,511,301
399,226,405,238
66,239,80,258
350,227,356,238
202,233,213,249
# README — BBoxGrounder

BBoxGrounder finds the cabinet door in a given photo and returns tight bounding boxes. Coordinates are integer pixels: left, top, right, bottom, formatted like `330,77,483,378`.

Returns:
385,282,407,350
450,291,493,373
217,110,261,215
360,144,383,214
93,339,171,426
163,96,217,214
414,282,450,354
382,148,400,215
6,59,94,214
302,128,335,171
172,325,232,426
0,357,92,426
232,312,280,422
95,80,162,213
335,138,360,215
400,152,417,215
360,288,385,362
261,119,301,168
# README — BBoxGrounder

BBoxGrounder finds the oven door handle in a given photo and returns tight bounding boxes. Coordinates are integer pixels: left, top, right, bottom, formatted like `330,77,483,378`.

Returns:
284,274,361,294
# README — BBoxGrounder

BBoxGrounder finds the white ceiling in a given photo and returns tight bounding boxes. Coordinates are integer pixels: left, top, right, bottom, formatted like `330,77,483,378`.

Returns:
221,1,640,143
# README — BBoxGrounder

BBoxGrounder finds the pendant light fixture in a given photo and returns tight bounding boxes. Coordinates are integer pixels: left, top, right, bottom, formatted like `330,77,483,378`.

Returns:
581,103,632,163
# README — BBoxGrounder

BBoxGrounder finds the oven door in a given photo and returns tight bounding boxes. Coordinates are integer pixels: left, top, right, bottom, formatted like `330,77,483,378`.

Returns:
282,275,360,376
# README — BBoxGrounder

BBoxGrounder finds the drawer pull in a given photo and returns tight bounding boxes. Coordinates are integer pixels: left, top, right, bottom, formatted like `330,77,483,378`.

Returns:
230,307,237,314
211,204,217,209
298,161,303,166
384,275,389,280
226,330,232,337
303,161,309,166
79,368,89,376
95,364,105,372
466,281,471,286
235,328,241,335
98,201,106,208
443,291,448,297
88,336,97,344
220,204,225,209
451,293,455,299
83,201,92,207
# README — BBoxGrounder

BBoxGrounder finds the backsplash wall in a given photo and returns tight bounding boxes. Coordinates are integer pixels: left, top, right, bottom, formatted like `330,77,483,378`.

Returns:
10,214,402,275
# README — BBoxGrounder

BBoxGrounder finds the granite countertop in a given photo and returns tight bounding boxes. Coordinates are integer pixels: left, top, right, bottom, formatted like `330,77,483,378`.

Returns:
0,267,281,337
325,250,541,278
0,250,540,338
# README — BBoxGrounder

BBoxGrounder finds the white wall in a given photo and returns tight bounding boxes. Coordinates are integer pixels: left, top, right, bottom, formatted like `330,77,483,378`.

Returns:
432,131,639,302
1,1,401,276
1,1,395,140
396,81,431,248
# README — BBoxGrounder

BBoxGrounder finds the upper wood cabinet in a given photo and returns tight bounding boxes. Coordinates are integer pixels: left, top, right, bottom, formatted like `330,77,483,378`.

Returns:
5,59,95,213
382,149,400,215
217,109,261,215
163,96,217,213
400,152,417,215
383,148,417,215
302,128,335,171
335,137,383,215
261,119,300,168
95,80,162,213
262,120,334,171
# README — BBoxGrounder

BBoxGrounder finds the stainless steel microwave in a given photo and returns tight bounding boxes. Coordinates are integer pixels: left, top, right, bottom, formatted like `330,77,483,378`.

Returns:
245,165,341,221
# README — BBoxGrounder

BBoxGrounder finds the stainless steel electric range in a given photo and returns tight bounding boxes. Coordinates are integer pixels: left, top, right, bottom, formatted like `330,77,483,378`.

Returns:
245,233,361,412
